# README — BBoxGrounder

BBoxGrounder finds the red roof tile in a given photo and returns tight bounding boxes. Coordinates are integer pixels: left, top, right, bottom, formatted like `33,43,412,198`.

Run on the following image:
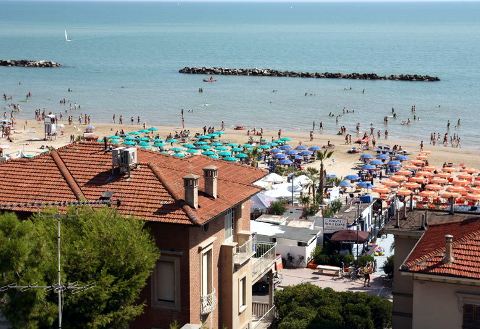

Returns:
402,218,480,280
0,142,267,225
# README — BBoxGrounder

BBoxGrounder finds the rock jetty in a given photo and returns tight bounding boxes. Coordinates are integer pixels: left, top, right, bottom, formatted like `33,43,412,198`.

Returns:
179,67,439,82
0,60,61,68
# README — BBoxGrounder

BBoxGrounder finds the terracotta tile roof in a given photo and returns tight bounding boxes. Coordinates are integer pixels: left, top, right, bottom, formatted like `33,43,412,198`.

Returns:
0,142,267,225
402,217,480,280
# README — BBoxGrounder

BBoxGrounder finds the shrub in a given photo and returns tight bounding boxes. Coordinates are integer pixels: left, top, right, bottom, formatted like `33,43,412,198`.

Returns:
356,255,375,267
268,200,287,215
382,255,394,279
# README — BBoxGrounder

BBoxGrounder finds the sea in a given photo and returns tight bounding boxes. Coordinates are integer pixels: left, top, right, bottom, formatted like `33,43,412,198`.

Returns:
1,1,479,148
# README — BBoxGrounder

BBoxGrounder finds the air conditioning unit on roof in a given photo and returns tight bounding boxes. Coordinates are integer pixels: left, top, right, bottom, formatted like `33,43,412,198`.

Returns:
120,147,137,168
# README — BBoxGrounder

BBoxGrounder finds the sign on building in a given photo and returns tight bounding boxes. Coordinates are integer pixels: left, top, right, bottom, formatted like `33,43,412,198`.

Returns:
323,218,347,234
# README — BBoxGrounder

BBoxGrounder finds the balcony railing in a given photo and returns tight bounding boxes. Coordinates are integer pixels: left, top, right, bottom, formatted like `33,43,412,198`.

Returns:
200,288,216,315
234,237,255,265
251,304,276,329
252,242,276,282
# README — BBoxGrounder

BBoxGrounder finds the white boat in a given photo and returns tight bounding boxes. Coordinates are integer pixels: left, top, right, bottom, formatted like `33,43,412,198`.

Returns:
65,29,71,42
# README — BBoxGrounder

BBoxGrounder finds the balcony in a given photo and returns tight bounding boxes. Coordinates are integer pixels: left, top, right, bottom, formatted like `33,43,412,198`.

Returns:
200,288,216,315
234,237,255,266
252,242,276,283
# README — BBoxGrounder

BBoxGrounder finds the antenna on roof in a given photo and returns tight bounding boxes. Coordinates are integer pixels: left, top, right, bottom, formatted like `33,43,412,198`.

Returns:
1,213,95,329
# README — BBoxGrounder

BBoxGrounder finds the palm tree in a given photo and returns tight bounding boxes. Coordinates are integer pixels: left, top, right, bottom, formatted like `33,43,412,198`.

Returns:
316,149,334,204
305,167,319,202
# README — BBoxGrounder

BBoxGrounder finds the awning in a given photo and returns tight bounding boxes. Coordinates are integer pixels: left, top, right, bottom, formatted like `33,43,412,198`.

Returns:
330,229,369,243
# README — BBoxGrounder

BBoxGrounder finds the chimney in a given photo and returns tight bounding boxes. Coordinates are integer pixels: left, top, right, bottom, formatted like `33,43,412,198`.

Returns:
203,165,218,199
442,234,454,264
449,197,455,215
183,174,200,209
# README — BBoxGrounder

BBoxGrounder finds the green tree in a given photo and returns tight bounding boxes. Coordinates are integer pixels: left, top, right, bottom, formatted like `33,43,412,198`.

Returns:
0,207,160,329
268,200,287,215
316,150,334,204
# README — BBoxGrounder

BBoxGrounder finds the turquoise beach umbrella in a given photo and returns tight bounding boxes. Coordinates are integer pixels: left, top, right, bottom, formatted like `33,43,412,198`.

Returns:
208,154,220,159
148,127,158,131
139,137,150,142
235,153,248,159
219,151,232,157
196,141,208,145
123,141,136,146
228,143,239,147
139,141,150,147
259,144,270,149
232,147,243,152
153,141,165,147
223,156,238,162
124,136,135,141
270,142,278,147
173,153,185,158
200,145,211,150
183,143,196,149
212,142,223,147
215,146,228,151
171,147,184,152
280,137,292,141
243,144,253,148
166,138,177,143
202,150,215,156
186,149,199,154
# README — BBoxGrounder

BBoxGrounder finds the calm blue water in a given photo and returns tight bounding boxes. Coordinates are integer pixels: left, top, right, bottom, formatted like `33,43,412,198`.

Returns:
1,1,479,147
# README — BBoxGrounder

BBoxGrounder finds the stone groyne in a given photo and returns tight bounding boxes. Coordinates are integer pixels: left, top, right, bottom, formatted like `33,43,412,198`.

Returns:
0,60,61,68
179,67,440,82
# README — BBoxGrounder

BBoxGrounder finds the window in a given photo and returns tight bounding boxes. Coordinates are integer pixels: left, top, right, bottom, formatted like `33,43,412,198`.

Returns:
239,276,247,313
225,208,235,241
152,256,180,310
463,304,480,329
201,248,213,297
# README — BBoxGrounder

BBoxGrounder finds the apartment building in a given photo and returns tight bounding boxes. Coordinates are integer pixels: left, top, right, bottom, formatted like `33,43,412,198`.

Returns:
0,142,277,329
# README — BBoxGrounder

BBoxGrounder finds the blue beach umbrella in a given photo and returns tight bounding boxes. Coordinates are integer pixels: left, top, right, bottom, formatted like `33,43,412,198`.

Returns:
308,146,321,152
300,150,313,156
294,155,304,160
345,174,360,181
295,145,307,150
357,181,374,189
274,153,286,159
396,155,409,161
280,159,293,165
370,159,383,166
270,148,282,154
287,150,298,156
388,160,401,166
360,153,374,160
362,164,376,170
279,145,292,150
377,154,389,160
339,180,352,188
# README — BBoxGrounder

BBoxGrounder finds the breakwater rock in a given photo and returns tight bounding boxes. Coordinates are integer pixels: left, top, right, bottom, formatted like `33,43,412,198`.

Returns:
0,59,61,68
179,67,440,82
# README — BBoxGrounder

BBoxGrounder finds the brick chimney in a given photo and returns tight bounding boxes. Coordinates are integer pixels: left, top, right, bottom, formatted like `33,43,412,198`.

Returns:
442,234,454,264
203,165,218,199
183,174,200,209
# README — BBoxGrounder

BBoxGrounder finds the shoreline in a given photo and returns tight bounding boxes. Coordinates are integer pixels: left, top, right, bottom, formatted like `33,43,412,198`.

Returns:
2,119,479,178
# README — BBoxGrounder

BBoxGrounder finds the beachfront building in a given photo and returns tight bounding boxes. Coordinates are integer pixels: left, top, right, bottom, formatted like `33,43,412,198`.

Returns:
0,142,278,329
385,209,480,329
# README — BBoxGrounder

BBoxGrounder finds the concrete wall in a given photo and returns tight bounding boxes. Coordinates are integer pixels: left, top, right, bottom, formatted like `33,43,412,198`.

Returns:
412,279,480,329
275,237,317,267
392,234,421,329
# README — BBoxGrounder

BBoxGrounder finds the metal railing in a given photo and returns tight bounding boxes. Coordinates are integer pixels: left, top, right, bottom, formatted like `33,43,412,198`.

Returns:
252,242,276,281
200,288,216,315
234,237,254,265
251,304,276,329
